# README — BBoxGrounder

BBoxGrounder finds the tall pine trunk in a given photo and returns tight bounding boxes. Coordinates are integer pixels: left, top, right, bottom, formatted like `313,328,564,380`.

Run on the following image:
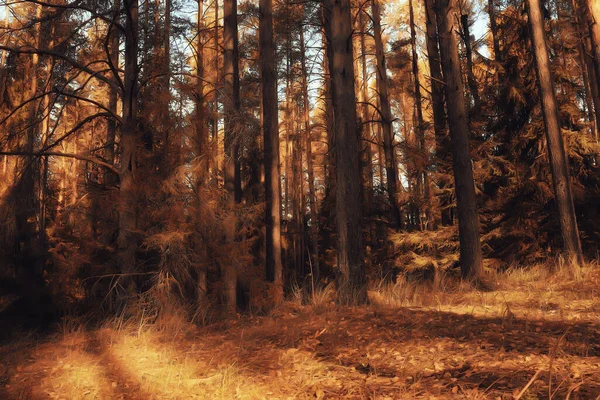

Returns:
16,3,42,280
118,0,140,290
526,0,584,263
409,0,431,230
300,27,320,286
459,14,480,110
359,10,374,217
435,0,483,280
424,0,448,228
196,0,207,177
372,0,402,229
327,0,366,304
259,0,283,293
160,0,171,173
224,0,242,203
212,0,220,186
106,0,121,183
222,0,240,313
584,0,600,93
195,0,208,305
321,3,335,197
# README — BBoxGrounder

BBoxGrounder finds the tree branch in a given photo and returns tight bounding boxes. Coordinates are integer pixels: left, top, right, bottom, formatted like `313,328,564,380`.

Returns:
0,151,120,175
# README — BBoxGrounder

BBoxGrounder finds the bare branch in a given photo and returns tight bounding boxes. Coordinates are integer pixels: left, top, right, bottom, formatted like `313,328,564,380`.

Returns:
0,150,120,175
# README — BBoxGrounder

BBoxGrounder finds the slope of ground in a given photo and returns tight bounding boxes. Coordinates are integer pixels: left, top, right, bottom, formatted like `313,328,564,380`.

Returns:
1,264,599,399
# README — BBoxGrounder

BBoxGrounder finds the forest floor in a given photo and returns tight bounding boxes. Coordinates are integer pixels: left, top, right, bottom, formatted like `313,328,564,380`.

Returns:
1,264,600,399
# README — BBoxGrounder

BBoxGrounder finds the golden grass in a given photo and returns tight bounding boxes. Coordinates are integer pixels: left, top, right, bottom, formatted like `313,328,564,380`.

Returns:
1,259,599,399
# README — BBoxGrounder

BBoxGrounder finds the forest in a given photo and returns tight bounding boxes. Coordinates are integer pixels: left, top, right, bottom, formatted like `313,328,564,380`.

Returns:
1,0,600,398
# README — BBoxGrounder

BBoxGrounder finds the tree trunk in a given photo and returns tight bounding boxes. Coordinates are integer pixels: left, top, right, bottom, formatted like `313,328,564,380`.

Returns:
424,0,448,228
459,14,480,110
372,0,402,230
327,0,367,305
196,0,207,178
321,4,335,198
435,0,483,280
222,0,240,313
586,51,600,141
359,10,374,219
409,0,431,230
291,104,305,282
300,27,320,287
105,0,121,184
526,0,584,263
0,5,8,68
574,0,600,140
259,0,283,293
195,0,208,305
161,0,172,172
212,0,220,186
17,3,42,280
584,0,600,94
118,0,140,290
488,0,501,63
224,0,242,203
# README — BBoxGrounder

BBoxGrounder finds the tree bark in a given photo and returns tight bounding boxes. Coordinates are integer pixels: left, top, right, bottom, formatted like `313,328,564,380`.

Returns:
584,0,600,95
118,0,140,289
105,0,121,184
526,0,584,263
574,0,600,140
224,0,242,203
212,0,220,187
459,14,480,110
300,26,320,287
161,0,172,172
321,3,335,198
15,3,42,280
359,10,374,218
435,0,483,280
487,0,501,63
372,0,402,230
195,0,208,305
222,0,240,313
196,0,207,177
409,0,431,230
327,0,367,304
259,0,283,292
424,0,448,228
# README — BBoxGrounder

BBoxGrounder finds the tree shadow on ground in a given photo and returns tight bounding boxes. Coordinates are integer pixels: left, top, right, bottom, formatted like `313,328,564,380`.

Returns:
82,331,155,400
195,306,600,397
220,307,600,358
2,305,600,398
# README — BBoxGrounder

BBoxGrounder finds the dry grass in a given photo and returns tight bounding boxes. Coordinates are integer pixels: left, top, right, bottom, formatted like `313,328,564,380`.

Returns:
1,259,600,399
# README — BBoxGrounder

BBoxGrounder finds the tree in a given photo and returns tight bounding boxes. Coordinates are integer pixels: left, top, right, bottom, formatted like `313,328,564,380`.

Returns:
435,0,483,280
424,0,449,228
583,0,600,93
117,0,140,291
358,9,374,217
259,0,283,292
371,0,402,230
223,0,242,203
326,0,366,304
195,0,208,304
105,0,121,184
222,0,241,313
300,25,320,285
525,0,584,263
408,0,431,229
459,10,480,111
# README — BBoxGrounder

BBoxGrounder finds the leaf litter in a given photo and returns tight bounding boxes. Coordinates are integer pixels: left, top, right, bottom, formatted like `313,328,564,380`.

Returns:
0,266,599,399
